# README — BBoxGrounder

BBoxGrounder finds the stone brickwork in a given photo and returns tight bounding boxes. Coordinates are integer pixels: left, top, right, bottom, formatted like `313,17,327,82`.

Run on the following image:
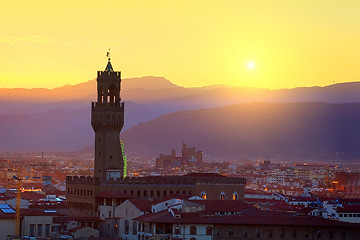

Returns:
66,174,245,216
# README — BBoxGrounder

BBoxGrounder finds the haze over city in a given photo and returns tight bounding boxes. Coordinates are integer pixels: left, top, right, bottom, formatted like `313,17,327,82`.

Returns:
1,1,360,239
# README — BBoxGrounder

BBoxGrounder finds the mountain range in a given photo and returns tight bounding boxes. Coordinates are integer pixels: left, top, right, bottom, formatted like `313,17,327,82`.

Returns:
123,102,360,160
1,77,360,159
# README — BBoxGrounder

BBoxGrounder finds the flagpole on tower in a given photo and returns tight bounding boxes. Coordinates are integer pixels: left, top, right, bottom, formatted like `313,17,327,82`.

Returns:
107,48,111,61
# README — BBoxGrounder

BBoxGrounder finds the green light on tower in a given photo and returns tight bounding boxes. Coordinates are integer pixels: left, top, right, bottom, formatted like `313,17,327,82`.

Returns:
121,140,127,178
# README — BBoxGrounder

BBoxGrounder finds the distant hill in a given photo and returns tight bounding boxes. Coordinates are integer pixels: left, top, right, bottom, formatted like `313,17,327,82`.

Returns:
0,76,178,102
0,101,188,151
2,101,360,159
3,77,360,156
122,102,360,160
3,78,360,114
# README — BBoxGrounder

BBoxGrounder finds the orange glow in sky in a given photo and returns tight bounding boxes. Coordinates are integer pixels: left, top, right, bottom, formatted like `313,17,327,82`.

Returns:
1,1,360,89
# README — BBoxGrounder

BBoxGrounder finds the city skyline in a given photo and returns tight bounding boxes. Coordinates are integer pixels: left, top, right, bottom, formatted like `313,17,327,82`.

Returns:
1,1,360,89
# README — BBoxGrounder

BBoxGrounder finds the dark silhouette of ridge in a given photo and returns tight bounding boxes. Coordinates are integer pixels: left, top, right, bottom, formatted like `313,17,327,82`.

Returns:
122,102,360,160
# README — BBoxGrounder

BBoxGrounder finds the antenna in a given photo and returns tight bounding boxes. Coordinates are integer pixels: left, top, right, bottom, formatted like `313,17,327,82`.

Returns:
107,48,111,61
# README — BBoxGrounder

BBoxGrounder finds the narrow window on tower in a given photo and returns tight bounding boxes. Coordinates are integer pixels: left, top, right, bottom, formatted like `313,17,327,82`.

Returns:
99,152,101,156
110,156,113,159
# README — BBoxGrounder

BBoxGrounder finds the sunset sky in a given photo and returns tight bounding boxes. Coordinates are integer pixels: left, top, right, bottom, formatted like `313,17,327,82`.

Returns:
1,1,360,89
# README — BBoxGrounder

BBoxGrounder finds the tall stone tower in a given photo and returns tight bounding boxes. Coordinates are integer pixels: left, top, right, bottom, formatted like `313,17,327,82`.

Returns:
91,54,125,180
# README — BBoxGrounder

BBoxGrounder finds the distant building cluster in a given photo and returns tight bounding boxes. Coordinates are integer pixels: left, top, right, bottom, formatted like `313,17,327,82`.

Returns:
156,142,203,169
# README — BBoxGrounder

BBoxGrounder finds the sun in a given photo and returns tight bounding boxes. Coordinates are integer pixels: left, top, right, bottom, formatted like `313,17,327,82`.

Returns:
246,61,255,71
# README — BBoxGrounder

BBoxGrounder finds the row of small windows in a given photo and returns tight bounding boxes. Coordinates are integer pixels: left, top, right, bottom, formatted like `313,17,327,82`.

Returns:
200,191,238,200
67,188,93,197
123,189,192,198
93,114,122,120
213,228,343,239
123,223,345,240
339,213,360,218
69,188,239,200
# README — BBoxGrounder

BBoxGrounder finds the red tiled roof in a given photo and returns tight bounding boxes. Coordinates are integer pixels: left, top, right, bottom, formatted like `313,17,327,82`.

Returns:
53,216,101,223
21,192,45,200
188,200,258,213
337,205,360,213
21,208,65,217
96,191,134,199
288,197,317,202
340,198,360,204
136,210,359,227
0,194,15,201
244,189,275,195
128,199,152,211
184,173,225,178
22,182,44,190
245,199,285,204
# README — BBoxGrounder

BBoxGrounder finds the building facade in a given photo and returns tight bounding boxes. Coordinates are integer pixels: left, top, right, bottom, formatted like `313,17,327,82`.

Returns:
66,173,246,216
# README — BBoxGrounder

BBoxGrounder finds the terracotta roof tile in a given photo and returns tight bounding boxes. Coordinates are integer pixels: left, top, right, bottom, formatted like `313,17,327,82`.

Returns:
136,210,360,227
188,200,258,213
337,205,360,213
128,199,152,211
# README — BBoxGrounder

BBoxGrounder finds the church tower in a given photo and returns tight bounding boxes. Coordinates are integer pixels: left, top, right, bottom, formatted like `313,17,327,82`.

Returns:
91,53,125,180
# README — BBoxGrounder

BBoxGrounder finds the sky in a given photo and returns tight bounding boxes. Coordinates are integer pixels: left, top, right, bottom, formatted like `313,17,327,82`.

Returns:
1,0,360,89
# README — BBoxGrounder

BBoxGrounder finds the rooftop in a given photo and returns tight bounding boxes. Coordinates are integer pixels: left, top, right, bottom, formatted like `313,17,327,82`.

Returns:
136,210,360,227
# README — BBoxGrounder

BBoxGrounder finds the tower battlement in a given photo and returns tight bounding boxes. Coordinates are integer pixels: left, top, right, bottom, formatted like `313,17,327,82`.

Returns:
66,174,246,186
97,70,121,78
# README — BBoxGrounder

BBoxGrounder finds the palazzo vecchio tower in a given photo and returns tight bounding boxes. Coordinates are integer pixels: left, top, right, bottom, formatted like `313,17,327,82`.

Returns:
91,53,126,180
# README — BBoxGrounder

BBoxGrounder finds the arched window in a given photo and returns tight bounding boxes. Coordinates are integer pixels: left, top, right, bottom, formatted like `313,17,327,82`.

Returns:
163,190,167,197
220,192,225,200
232,192,238,200
206,226,213,235
144,190,147,198
137,190,141,197
130,190,134,195
174,226,181,234
200,191,207,199
107,84,117,103
150,190,153,197
133,221,137,235
157,190,160,197
183,190,186,194
190,226,197,235
98,86,103,102
124,220,129,234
